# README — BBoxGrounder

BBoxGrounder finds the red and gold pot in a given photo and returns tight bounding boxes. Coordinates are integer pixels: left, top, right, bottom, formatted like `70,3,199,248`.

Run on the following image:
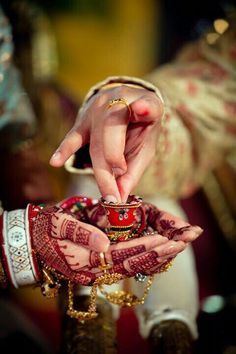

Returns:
99,195,145,242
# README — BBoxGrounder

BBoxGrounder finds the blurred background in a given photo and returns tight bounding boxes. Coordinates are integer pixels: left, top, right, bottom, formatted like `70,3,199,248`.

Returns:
1,0,236,353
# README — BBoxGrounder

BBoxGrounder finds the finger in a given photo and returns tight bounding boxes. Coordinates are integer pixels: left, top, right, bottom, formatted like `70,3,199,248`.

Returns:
106,234,169,264
83,204,108,229
123,240,185,275
103,104,129,174
146,257,175,275
153,239,186,257
148,209,203,241
130,94,164,123
116,135,156,201
58,213,110,252
90,133,122,202
89,102,130,200
49,127,87,167
172,225,203,242
123,250,164,275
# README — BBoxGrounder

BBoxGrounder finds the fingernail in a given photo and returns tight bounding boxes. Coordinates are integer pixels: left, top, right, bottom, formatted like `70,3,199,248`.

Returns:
104,195,117,203
165,244,179,254
92,233,109,251
50,151,61,161
193,226,204,235
112,167,125,177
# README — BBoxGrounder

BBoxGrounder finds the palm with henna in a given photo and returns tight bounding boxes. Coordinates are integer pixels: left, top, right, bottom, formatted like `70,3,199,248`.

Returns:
71,201,203,279
31,202,202,285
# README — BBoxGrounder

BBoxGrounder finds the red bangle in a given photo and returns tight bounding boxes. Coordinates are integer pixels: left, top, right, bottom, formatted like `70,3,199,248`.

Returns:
27,204,44,282
59,195,94,211
0,213,8,288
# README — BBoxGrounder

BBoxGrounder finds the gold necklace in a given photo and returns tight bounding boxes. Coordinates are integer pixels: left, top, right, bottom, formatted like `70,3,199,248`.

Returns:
39,258,172,322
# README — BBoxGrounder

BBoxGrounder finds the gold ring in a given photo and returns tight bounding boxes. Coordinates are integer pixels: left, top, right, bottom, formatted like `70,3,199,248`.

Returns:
107,98,132,117
98,252,112,273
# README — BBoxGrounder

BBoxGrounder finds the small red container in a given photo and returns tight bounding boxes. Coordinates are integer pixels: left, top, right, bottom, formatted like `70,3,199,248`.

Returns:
100,195,144,241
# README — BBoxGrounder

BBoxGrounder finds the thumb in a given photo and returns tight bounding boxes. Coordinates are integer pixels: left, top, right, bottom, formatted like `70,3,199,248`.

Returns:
66,218,110,253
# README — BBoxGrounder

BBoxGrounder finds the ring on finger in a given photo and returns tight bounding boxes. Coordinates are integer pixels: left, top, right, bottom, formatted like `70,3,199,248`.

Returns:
107,98,132,117
98,252,112,273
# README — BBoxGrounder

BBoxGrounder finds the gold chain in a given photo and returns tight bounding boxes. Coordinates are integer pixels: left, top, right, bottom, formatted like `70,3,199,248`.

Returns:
67,273,123,321
99,261,172,307
39,260,173,321
99,275,154,307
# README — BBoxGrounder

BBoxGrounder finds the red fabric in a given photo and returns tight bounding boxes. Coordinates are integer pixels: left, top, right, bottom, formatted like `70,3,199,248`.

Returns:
27,204,44,281
0,212,13,287
117,308,150,354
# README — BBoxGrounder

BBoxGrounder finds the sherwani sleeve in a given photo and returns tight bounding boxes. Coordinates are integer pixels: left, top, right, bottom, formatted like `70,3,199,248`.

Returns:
135,28,236,199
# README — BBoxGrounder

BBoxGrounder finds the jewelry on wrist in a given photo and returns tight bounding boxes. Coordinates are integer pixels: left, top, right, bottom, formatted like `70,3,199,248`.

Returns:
1,206,42,288
26,204,45,281
0,213,7,288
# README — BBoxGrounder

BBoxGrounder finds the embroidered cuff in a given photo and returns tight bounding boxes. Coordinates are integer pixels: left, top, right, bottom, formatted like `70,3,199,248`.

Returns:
80,75,164,112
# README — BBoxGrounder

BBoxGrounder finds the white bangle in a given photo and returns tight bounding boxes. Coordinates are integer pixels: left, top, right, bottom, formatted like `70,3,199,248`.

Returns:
2,208,38,287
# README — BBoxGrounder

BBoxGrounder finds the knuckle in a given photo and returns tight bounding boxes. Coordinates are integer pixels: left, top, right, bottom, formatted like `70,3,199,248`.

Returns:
95,93,109,107
107,105,124,117
104,150,123,165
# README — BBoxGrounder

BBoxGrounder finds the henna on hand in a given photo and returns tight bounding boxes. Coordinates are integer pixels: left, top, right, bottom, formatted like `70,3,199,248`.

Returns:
31,206,109,285
113,237,185,277
126,251,161,274
111,245,146,264
83,204,108,229
31,198,202,283
80,201,202,245
88,234,185,278
60,219,90,245
143,202,203,242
